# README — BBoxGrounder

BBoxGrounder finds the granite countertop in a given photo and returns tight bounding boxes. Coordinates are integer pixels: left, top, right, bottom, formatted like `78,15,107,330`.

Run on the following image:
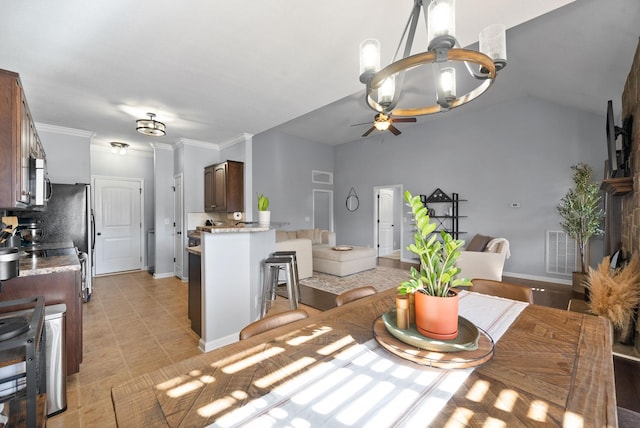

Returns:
186,245,201,255
196,222,286,234
17,241,81,277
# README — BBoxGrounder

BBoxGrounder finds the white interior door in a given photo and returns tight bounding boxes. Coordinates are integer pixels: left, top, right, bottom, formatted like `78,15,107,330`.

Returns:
93,177,143,275
378,188,394,256
174,174,184,279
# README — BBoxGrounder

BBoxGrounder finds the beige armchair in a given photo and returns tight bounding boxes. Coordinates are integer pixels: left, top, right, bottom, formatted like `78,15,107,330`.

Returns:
456,235,510,281
275,228,336,279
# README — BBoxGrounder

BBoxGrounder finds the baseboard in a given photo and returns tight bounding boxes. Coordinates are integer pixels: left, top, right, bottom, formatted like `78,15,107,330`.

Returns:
152,272,175,279
502,271,572,286
199,334,237,353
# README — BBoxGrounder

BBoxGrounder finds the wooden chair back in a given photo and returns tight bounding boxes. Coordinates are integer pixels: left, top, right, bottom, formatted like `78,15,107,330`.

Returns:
239,309,309,340
470,279,534,304
335,286,377,307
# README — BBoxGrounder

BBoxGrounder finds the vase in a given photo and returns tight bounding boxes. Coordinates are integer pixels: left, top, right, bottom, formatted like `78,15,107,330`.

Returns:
258,210,271,226
414,289,459,340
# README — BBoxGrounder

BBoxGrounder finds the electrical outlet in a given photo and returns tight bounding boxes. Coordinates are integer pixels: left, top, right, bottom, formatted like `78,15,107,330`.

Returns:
510,202,521,208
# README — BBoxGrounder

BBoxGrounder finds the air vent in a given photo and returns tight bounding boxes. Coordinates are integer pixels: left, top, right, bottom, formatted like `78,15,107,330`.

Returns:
546,230,577,275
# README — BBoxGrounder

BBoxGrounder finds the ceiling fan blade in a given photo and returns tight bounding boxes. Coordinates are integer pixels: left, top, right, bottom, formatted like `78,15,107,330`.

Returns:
391,117,417,123
388,125,402,136
362,126,376,137
351,122,372,127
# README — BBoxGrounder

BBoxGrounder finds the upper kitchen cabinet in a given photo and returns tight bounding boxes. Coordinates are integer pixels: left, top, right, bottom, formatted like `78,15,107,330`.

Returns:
204,160,244,213
0,69,47,210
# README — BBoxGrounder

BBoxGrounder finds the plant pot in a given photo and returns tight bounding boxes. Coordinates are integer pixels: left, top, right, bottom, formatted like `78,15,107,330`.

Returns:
572,271,589,301
414,289,459,340
258,210,271,226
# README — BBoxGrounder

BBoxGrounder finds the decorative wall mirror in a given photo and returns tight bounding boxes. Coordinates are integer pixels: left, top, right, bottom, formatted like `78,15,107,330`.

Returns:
346,187,359,212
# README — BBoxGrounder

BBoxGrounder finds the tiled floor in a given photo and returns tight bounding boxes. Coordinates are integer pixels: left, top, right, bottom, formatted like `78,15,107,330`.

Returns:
46,271,320,427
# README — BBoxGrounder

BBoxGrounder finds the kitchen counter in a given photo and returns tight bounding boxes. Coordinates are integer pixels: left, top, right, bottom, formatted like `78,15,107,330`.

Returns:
17,242,80,277
196,222,287,234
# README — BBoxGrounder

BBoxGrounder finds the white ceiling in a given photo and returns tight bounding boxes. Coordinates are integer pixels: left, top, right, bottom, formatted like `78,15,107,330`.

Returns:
1,0,638,151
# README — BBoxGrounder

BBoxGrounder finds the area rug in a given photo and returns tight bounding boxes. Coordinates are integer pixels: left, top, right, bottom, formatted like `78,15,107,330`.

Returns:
299,266,410,296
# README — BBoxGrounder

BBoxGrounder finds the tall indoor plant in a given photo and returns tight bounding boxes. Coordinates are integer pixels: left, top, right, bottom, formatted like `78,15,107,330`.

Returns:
398,191,471,339
556,163,603,293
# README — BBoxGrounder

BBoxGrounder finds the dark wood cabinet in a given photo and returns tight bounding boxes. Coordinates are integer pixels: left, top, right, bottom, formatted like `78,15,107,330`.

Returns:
1,270,83,375
0,68,46,210
204,160,244,213
188,252,201,336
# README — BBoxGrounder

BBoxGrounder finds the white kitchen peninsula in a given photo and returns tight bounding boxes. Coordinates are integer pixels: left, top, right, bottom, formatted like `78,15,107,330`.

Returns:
197,224,276,352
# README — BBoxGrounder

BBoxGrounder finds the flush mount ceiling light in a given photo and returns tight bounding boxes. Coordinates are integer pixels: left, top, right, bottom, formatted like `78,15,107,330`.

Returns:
110,141,129,155
136,112,166,136
359,0,507,117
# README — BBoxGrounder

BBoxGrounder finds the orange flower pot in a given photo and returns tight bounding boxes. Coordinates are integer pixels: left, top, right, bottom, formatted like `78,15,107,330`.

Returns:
414,289,459,340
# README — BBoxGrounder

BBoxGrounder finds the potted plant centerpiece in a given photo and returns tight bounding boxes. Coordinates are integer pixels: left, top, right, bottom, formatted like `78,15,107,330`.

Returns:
257,193,270,225
556,163,604,298
398,191,471,340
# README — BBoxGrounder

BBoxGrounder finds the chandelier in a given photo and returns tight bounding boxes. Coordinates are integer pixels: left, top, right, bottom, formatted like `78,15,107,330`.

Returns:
110,142,129,155
359,0,507,117
136,112,166,136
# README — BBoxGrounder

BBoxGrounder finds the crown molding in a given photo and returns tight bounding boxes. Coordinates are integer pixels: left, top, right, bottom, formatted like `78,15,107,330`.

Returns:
219,133,253,149
176,138,218,150
35,122,95,138
149,142,174,151
90,144,154,158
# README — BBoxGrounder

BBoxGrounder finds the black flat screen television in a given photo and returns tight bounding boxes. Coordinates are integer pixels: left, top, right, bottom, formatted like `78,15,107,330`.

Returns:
606,100,621,178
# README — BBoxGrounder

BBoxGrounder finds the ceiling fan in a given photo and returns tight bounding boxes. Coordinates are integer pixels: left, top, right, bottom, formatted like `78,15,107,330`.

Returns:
352,113,417,137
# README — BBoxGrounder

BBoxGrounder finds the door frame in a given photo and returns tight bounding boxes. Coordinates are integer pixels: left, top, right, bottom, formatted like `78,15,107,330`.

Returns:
373,184,404,259
174,173,184,280
91,175,145,274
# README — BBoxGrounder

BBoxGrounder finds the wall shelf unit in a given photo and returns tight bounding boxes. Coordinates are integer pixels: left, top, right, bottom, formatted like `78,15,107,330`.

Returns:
420,188,466,240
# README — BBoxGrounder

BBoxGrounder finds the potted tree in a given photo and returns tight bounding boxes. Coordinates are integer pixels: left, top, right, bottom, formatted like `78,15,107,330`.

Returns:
556,163,604,298
398,191,471,339
257,193,270,225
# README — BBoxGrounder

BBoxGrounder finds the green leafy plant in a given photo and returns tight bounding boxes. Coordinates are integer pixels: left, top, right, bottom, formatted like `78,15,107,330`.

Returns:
556,163,603,273
257,193,269,211
398,190,471,297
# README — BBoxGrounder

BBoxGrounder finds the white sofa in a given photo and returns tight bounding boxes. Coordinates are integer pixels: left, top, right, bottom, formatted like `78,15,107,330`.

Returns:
275,229,336,279
455,235,510,281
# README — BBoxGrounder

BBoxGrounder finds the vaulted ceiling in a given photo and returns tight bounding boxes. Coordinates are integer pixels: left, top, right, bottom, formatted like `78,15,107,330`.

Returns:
1,0,638,150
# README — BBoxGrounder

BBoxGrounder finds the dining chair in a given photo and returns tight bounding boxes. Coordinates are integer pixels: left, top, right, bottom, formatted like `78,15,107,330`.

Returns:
335,286,377,307
470,279,534,304
239,309,309,340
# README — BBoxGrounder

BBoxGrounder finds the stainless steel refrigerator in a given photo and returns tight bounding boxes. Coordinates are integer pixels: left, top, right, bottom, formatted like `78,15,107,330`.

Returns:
26,183,94,300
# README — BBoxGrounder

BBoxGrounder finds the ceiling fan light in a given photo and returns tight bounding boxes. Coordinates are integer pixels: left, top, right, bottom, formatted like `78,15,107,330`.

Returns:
136,113,166,136
374,120,391,131
479,24,507,71
439,67,456,101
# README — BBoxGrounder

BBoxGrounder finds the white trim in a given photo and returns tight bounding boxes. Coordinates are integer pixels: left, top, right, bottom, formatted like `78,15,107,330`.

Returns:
35,122,95,138
373,184,404,259
311,170,333,185
176,138,218,149
152,272,175,279
199,334,237,353
219,133,253,149
149,142,174,151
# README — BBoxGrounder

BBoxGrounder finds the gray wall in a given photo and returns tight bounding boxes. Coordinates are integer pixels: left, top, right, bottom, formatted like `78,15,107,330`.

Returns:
37,125,92,184
252,130,334,230
332,95,605,281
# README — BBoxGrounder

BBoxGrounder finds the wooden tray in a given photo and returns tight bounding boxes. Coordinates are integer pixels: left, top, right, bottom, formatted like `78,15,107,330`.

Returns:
373,317,495,369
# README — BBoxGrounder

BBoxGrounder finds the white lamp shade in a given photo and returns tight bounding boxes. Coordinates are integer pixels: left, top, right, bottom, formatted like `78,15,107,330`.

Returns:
427,0,455,44
377,75,395,106
440,67,456,100
479,24,507,64
359,39,380,75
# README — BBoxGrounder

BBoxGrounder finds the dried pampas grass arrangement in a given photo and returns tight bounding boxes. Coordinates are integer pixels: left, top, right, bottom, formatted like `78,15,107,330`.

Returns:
587,253,640,329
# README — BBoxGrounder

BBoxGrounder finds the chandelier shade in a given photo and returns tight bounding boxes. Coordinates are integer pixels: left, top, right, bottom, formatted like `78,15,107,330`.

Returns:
136,112,166,136
359,0,506,118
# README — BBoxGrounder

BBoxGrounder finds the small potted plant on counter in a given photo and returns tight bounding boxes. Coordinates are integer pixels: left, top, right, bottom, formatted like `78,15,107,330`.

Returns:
257,193,270,225
398,190,471,339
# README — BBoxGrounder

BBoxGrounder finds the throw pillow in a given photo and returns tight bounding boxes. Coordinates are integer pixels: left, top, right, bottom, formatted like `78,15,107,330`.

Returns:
297,229,315,241
466,234,493,252
312,228,323,244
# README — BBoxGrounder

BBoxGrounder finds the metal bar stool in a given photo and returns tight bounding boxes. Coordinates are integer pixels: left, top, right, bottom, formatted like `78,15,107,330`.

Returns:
261,256,298,317
272,250,301,303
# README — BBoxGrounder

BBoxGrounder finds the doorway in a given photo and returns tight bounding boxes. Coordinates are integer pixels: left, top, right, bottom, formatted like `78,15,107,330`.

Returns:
313,189,333,231
373,185,403,258
93,176,144,275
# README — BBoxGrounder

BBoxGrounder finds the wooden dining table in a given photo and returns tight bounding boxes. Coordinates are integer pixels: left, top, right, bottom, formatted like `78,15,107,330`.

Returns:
111,288,617,427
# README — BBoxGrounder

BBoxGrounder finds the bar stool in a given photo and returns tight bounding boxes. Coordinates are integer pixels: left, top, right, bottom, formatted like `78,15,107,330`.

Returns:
261,256,299,317
272,250,300,302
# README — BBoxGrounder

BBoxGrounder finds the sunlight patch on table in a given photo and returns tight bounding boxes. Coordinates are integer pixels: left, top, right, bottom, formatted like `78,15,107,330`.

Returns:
563,411,584,427
445,407,474,427
316,335,356,356
254,356,316,388
312,374,371,415
197,395,237,418
466,379,490,402
222,346,284,374
286,325,332,346
484,416,507,427
495,389,519,412
166,379,204,398
335,381,395,425
527,399,549,422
